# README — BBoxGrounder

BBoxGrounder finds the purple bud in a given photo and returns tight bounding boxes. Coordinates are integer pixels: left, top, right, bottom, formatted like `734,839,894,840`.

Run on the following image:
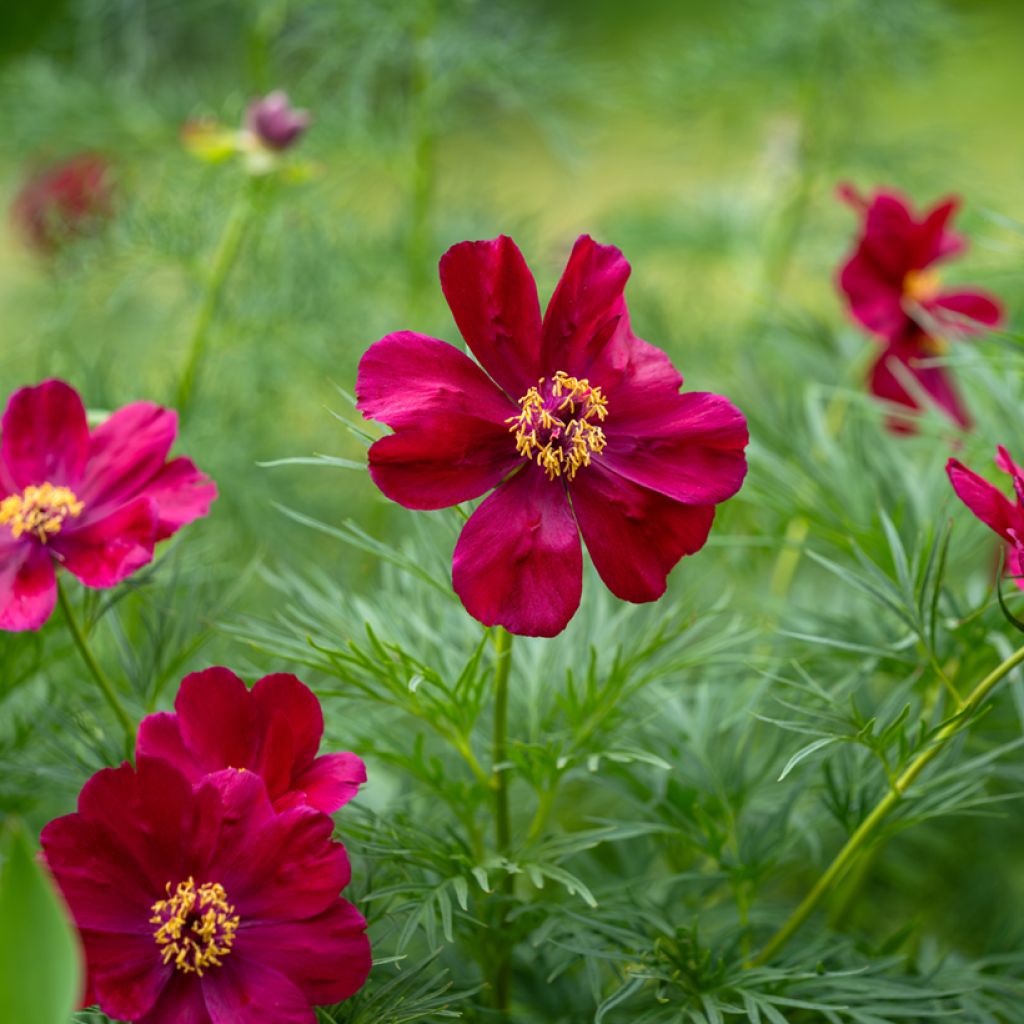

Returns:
245,91,311,151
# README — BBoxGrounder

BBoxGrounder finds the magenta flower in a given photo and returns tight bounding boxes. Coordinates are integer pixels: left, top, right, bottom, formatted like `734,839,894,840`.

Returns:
837,184,1003,428
948,446,1024,589
42,757,371,1023
0,380,216,632
356,234,748,637
245,91,311,151
137,668,366,813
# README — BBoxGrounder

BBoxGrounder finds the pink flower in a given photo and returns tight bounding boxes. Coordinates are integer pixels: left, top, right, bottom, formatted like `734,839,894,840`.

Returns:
356,234,749,637
11,154,113,252
41,757,371,1023
947,446,1024,588
137,668,366,814
245,91,311,151
837,185,1003,428
0,380,216,632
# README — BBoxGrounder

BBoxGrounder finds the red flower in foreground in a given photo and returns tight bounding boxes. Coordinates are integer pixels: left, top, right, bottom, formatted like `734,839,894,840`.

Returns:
42,757,371,1023
837,185,1003,428
11,154,113,252
356,234,748,637
0,380,216,632
948,446,1024,589
137,668,366,813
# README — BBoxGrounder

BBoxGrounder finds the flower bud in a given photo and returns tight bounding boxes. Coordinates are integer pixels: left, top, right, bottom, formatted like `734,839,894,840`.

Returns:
245,91,311,151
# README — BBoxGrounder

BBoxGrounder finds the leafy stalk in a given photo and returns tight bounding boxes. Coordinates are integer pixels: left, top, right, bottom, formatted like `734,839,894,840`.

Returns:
491,626,514,1014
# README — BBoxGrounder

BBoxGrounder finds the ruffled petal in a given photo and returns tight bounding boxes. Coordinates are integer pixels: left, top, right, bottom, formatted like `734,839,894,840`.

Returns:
139,972,212,1024
135,712,202,782
357,331,516,429
438,236,543,398
602,391,748,505
0,541,56,631
572,466,715,603
367,413,519,510
83,930,170,1022
137,457,217,541
235,900,371,1004
947,458,1018,541
249,673,323,796
0,380,90,491
202,958,314,1024
174,668,259,775
287,753,367,814
51,496,158,588
452,465,582,637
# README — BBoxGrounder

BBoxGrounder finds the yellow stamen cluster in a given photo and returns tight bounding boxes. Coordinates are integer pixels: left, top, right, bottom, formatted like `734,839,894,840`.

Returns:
0,483,84,542
150,878,239,977
508,371,608,481
903,268,941,304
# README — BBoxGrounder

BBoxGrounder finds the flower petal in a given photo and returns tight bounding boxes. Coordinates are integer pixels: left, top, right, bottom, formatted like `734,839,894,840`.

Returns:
572,466,715,603
868,340,971,430
287,753,367,814
838,252,906,339
138,457,217,541
135,712,199,782
912,196,964,267
0,380,89,491
0,541,56,631
947,458,1018,541
367,413,519,510
52,496,158,588
603,391,748,505
174,668,260,775
203,958,314,1024
248,673,323,796
438,236,543,398
139,972,212,1024
235,900,370,1004
83,929,170,1021
452,465,582,637
928,289,1004,334
357,331,516,429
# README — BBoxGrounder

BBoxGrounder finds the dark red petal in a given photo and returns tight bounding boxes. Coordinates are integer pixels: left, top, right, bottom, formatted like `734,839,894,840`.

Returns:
52,496,158,588
452,465,582,638
912,196,964,267
80,403,177,508
603,391,748,505
356,331,516,429
83,930,170,1022
439,236,543,398
287,753,367,814
0,380,90,490
138,972,212,1024
135,712,200,782
928,290,1004,334
588,333,682,418
860,191,918,279
235,900,371,1004
0,541,56,631
540,235,631,378
203,958,314,1024
138,457,217,541
947,458,1018,541
367,413,520,510
838,252,908,340
250,673,323,787
572,466,715,603
868,342,971,430
174,668,260,775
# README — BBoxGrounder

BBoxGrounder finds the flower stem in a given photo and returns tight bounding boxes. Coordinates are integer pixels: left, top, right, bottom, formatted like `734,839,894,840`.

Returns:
56,576,135,756
750,641,1024,966
491,626,513,1013
174,183,256,419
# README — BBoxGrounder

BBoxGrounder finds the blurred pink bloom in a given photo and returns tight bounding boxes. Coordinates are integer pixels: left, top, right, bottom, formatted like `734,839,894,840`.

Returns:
246,91,311,151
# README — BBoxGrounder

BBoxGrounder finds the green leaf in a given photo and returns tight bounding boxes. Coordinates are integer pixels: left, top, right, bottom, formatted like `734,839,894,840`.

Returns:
0,821,83,1024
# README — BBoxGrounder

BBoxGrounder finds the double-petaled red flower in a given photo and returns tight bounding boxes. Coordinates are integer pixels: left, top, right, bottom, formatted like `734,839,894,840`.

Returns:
137,668,366,813
0,380,216,632
11,154,113,253
42,757,371,1023
356,234,748,637
948,446,1024,589
837,185,1003,428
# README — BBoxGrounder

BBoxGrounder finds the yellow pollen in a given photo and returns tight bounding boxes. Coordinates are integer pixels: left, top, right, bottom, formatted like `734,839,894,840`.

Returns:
903,268,941,303
150,878,240,977
0,483,84,542
507,371,608,481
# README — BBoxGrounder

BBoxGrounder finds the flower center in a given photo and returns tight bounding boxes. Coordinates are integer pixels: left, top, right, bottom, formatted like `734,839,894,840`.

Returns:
0,483,84,542
150,878,240,977
507,372,608,481
903,268,941,303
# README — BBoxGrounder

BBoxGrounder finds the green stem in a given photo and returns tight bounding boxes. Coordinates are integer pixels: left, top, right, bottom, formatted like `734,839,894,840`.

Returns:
57,576,135,756
175,184,256,418
750,642,1024,966
491,626,514,1013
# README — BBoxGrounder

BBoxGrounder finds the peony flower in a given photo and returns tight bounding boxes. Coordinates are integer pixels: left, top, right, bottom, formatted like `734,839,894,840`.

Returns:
356,234,748,637
948,446,1024,589
137,667,366,814
837,184,1003,428
41,756,371,1023
245,91,311,152
11,154,113,253
0,380,216,632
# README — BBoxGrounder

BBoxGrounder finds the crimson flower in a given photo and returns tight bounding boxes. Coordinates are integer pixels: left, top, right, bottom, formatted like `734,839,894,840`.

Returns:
0,380,216,632
948,446,1024,589
356,234,748,637
137,667,366,813
837,184,1003,428
11,154,113,253
245,91,310,151
41,757,371,1023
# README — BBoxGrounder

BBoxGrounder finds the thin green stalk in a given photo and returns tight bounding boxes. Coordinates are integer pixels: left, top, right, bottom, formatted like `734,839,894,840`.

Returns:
750,642,1024,966
175,184,256,417
491,626,514,1013
57,577,134,756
